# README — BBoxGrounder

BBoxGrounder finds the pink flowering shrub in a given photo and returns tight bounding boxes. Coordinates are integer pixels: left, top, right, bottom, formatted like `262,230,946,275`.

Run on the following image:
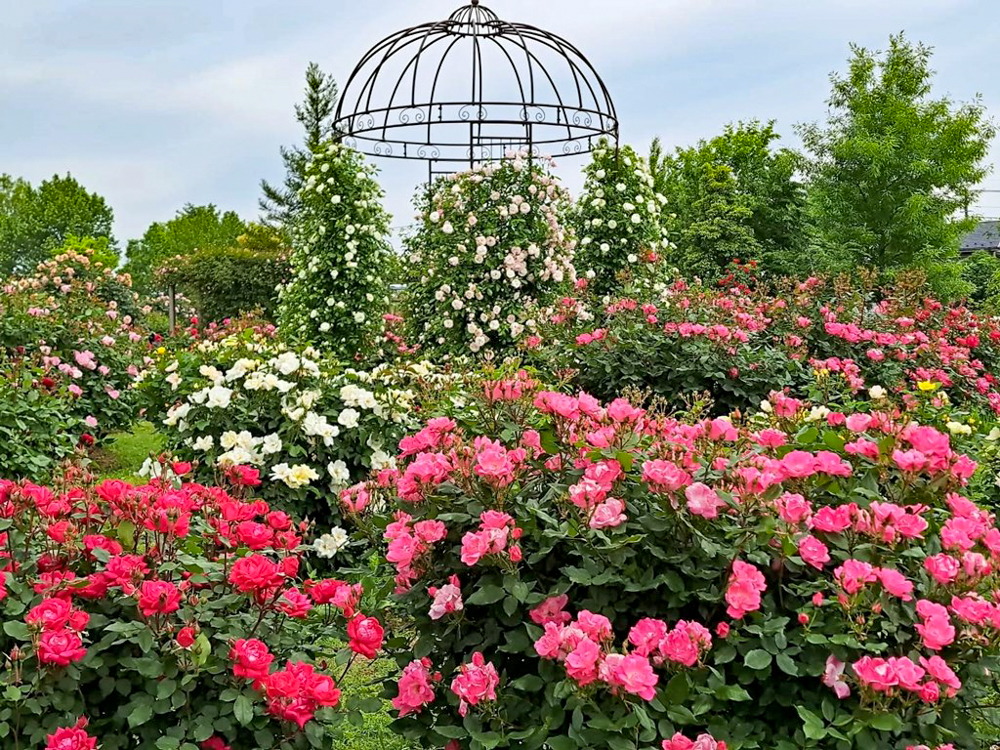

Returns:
536,273,1000,420
0,470,383,748
353,380,1000,749
1,239,152,476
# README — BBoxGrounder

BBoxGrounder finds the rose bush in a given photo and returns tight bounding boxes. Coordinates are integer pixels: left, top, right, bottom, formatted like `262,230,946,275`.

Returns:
0,238,152,476
0,470,386,749
572,139,671,296
350,377,1000,749
535,271,1000,422
403,151,576,356
277,141,395,355
139,330,462,537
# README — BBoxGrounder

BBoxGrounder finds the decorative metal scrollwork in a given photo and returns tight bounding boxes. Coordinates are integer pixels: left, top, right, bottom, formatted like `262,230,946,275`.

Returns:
399,107,428,125
332,2,618,177
416,145,442,160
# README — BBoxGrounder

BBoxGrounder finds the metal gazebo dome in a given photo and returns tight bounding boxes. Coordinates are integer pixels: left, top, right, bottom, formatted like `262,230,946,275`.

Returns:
333,0,619,182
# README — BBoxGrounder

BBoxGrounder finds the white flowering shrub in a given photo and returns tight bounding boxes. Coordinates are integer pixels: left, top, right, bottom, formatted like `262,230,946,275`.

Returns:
404,152,576,356
139,331,459,542
277,141,395,355
573,139,671,295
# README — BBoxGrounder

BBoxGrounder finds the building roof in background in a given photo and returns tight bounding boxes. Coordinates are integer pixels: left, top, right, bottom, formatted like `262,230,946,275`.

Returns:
961,220,1000,254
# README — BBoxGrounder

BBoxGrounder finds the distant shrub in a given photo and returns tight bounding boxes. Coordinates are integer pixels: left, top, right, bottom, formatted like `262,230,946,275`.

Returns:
159,244,291,324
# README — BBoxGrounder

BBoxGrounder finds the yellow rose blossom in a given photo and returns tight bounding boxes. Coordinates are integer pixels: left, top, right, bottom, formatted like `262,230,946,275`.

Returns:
916,381,939,392
156,346,166,355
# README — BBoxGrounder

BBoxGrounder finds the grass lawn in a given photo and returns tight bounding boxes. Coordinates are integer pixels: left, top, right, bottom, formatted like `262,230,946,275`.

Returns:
334,649,416,750
90,420,165,481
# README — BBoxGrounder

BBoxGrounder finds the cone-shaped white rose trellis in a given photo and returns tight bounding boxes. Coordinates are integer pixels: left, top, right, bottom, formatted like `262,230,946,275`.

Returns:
573,138,671,296
278,141,394,356
403,151,576,357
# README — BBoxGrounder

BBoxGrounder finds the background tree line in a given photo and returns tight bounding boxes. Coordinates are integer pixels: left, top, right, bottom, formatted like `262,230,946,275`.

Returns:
1,34,996,319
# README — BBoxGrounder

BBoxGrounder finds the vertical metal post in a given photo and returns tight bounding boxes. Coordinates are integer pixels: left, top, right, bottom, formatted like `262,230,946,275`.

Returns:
168,284,176,335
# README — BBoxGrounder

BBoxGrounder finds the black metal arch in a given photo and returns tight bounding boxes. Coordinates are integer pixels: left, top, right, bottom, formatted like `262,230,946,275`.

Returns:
333,0,619,181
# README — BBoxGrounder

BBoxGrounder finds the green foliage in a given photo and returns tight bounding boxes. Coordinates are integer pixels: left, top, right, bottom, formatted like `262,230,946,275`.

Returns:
797,33,995,292
961,251,1000,306
277,142,394,355
0,363,81,478
260,62,340,228
650,121,806,279
403,155,576,357
671,163,760,281
0,173,116,276
124,204,246,295
572,139,670,295
159,241,290,324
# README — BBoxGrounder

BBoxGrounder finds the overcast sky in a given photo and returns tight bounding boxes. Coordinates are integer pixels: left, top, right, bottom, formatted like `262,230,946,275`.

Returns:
1,0,997,246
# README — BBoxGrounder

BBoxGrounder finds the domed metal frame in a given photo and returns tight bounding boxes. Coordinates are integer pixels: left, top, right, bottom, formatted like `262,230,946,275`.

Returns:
333,0,619,182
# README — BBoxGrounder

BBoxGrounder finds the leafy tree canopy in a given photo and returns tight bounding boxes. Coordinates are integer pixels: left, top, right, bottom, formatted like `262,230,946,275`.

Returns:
650,121,807,279
123,204,246,294
0,173,116,276
797,33,995,284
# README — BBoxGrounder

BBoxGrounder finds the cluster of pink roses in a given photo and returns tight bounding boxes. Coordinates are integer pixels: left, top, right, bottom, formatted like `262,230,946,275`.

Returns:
427,574,464,620
460,510,523,567
532,600,709,702
43,718,97,750
392,658,441,717
385,511,448,590
850,653,960,703
569,457,630,528
365,375,1000,749
25,597,90,667
725,560,767,619
661,732,727,750
483,369,537,403
450,652,501,716
551,276,1000,413
1,474,377,742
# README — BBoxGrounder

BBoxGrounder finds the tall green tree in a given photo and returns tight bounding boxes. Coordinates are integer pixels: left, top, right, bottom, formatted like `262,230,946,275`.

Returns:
259,62,340,227
0,173,116,276
797,33,995,286
123,204,245,294
650,121,807,278
672,163,761,281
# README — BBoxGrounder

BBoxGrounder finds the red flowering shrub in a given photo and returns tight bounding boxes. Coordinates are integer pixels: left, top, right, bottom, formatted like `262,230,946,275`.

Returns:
536,274,1000,419
0,471,383,749
355,381,1000,749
